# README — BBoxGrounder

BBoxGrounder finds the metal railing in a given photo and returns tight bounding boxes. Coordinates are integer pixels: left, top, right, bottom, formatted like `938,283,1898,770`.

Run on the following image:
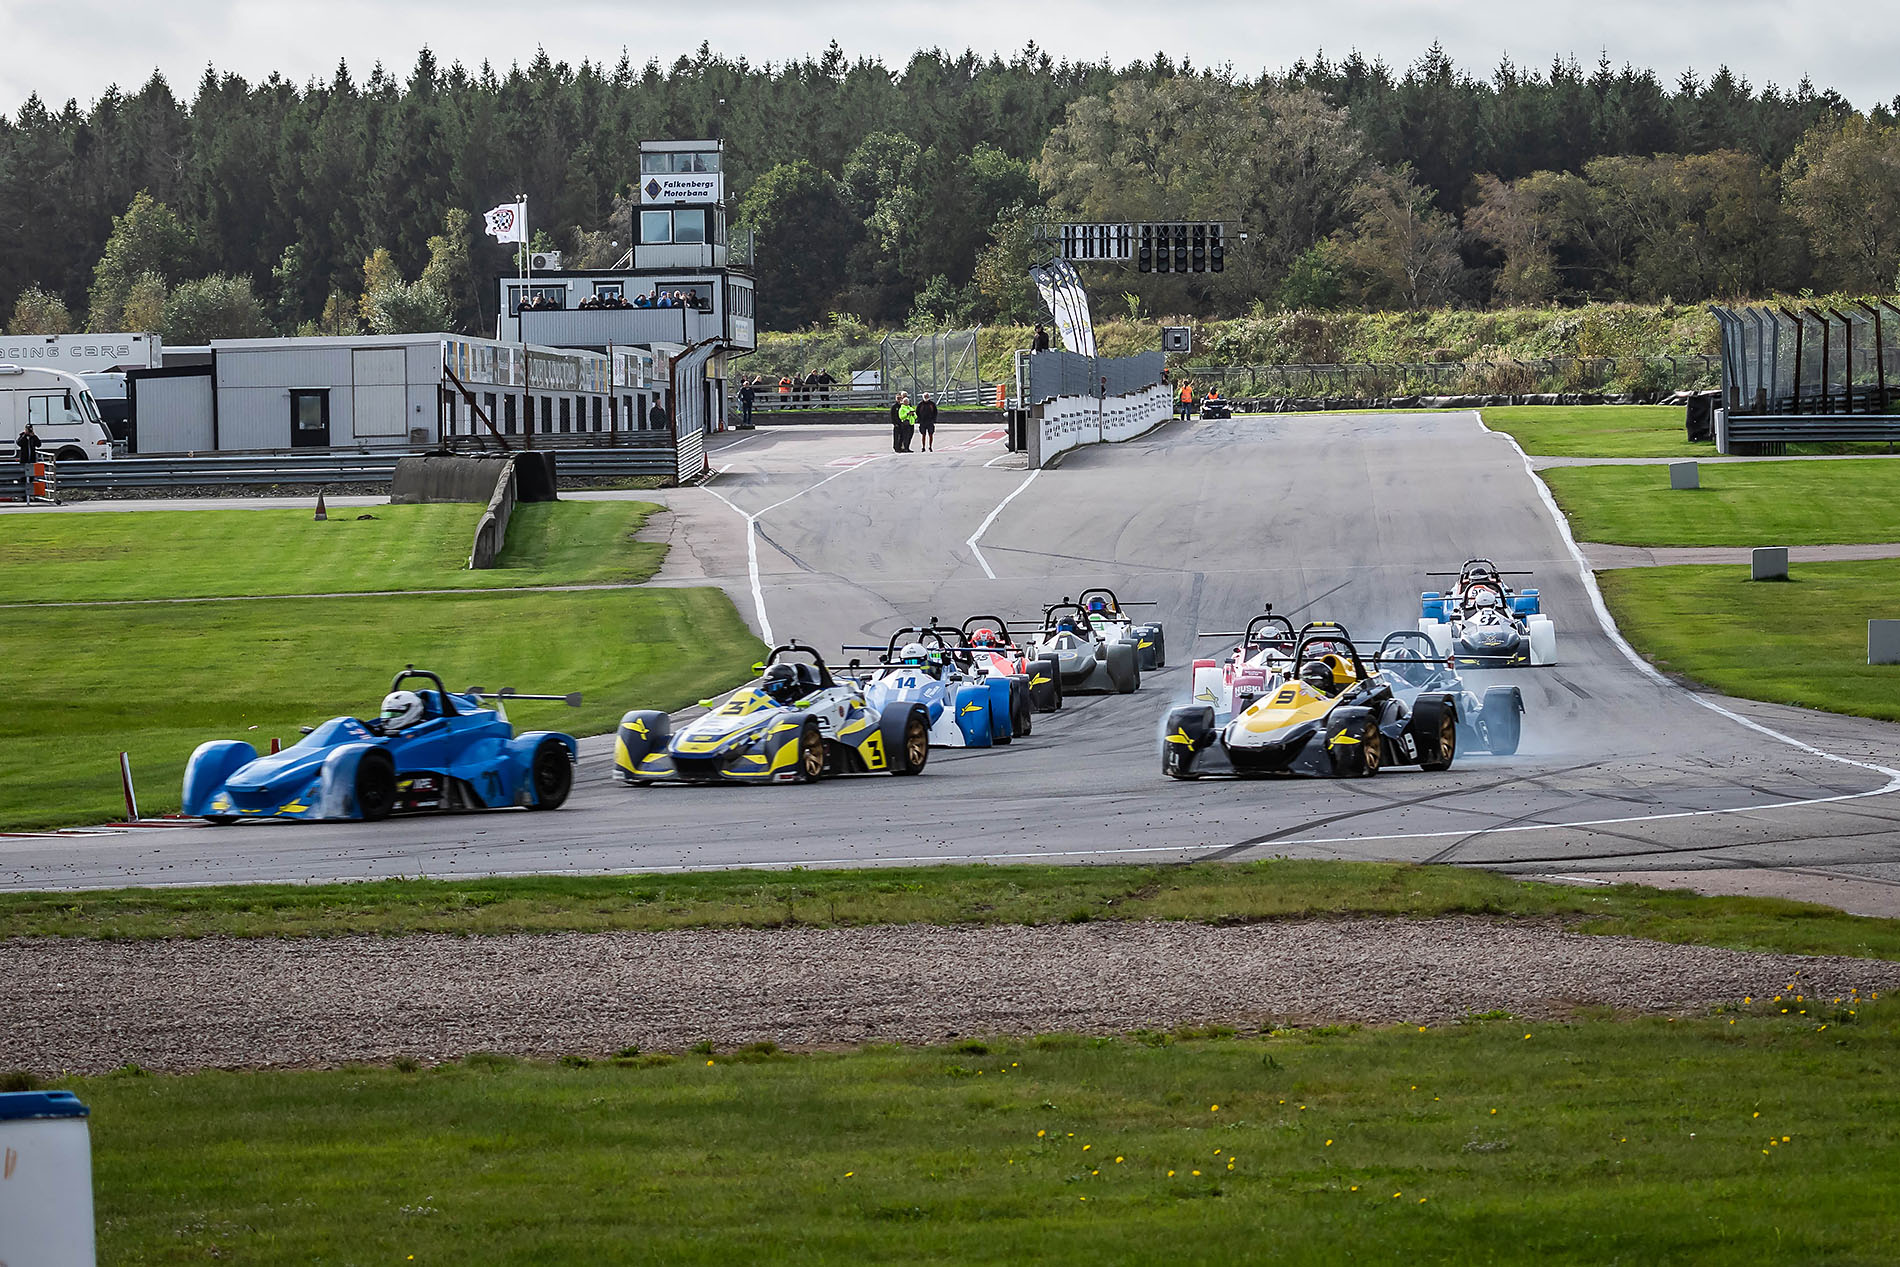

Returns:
1,446,675,496
1179,356,1720,400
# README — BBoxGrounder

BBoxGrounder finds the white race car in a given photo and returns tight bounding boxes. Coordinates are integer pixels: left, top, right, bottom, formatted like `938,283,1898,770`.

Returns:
1419,558,1556,667
1187,606,1297,723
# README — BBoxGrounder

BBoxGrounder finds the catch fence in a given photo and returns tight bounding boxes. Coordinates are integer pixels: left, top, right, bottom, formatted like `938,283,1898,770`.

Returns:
1712,304,1900,416
880,329,984,400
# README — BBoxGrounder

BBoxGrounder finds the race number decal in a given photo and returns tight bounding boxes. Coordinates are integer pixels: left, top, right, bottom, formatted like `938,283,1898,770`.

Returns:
860,732,887,770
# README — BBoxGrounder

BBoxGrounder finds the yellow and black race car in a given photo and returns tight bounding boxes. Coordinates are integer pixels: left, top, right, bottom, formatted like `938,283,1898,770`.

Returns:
614,642,930,785
1161,622,1458,779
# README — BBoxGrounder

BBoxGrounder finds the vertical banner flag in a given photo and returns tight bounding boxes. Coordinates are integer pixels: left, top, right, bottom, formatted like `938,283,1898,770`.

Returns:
484,202,526,243
1029,258,1097,358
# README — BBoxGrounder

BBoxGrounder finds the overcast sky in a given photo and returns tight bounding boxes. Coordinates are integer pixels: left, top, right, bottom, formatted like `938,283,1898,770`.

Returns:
5,1,1894,114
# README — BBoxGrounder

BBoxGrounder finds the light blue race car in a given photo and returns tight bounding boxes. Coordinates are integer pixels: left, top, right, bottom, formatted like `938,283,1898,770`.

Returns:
843,625,1020,748
183,668,580,823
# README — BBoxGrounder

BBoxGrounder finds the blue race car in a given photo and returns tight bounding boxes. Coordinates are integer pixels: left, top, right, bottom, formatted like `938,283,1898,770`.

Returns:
183,668,580,823
843,625,1019,748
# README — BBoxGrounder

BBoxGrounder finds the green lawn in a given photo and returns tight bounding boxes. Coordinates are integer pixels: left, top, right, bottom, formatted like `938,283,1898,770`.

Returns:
1599,560,1900,722
0,501,665,602
0,588,763,830
1480,405,1706,458
51,1004,1900,1264
5,859,1899,961
1545,459,1900,546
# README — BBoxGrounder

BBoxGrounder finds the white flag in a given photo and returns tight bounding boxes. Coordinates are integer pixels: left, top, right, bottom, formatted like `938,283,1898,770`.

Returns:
483,202,525,244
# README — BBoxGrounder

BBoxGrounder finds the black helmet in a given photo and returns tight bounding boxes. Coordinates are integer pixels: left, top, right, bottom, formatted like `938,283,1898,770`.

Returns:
761,662,803,704
1299,660,1335,695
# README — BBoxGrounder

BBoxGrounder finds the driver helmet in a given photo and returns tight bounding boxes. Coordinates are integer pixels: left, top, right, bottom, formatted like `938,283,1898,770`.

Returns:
971,628,999,647
898,641,930,665
1298,661,1335,696
1087,596,1109,614
1055,618,1077,634
1473,589,1502,612
1386,645,1434,687
761,662,803,704
380,690,426,732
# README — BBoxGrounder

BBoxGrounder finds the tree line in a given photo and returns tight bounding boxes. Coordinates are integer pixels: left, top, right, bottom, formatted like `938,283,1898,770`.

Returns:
1,41,1895,341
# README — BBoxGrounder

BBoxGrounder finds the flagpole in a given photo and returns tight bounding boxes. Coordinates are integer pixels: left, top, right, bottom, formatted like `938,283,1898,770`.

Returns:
519,192,530,349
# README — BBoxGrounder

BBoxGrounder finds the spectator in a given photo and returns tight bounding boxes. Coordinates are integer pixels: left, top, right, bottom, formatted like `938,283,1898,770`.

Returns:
1032,324,1051,353
814,369,836,407
1177,380,1196,421
656,291,674,309
777,375,792,408
917,392,939,451
16,422,42,478
649,400,670,433
634,293,652,308
739,377,756,428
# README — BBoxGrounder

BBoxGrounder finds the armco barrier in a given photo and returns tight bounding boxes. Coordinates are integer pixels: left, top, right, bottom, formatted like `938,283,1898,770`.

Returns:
1028,384,1172,468
0,447,670,497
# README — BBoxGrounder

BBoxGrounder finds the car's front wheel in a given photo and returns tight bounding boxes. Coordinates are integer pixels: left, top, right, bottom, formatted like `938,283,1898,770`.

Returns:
528,737,574,809
355,750,397,821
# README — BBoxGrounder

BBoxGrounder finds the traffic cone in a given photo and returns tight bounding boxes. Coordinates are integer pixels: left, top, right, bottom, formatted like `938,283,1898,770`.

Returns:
314,489,328,521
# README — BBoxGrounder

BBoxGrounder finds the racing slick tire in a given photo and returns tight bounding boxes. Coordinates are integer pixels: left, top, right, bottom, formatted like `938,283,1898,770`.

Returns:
793,719,828,783
1481,686,1524,756
1028,655,1063,712
354,749,398,821
1135,625,1166,671
1162,705,1216,779
1107,642,1139,694
1010,677,1033,738
884,703,931,775
615,710,671,784
528,735,574,809
1325,708,1381,778
1411,695,1458,771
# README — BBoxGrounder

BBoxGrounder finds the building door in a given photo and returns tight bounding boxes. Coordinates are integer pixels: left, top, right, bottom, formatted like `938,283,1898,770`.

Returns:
290,390,330,448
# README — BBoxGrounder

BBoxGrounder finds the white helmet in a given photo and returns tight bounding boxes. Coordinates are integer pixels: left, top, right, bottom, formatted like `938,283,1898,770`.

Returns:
1473,590,1501,611
899,641,929,664
380,690,426,732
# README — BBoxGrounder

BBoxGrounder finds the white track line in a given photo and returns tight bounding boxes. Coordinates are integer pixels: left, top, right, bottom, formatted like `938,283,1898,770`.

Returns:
699,454,896,645
1382,410,1900,853
965,469,1041,580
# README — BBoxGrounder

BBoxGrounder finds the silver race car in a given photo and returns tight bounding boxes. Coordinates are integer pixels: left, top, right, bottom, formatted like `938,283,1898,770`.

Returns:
1016,597,1142,694
1374,630,1525,756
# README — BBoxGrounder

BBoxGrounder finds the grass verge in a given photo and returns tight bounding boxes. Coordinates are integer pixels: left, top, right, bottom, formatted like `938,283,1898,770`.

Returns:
4,860,1897,960
1599,560,1900,722
0,501,664,602
45,1004,1900,1264
1480,405,1706,458
1544,458,1900,546
0,588,763,830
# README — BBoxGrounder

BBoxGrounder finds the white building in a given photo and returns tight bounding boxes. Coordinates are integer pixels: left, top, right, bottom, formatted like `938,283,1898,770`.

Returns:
129,333,664,454
498,139,755,436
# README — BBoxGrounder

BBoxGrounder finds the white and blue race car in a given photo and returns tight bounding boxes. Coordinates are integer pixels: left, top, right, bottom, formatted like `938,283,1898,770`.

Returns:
1419,558,1556,667
844,625,1021,747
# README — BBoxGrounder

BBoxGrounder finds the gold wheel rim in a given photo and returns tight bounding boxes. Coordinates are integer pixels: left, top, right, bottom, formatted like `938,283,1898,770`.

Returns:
802,733,824,779
1441,715,1455,757
907,720,928,767
1364,721,1380,773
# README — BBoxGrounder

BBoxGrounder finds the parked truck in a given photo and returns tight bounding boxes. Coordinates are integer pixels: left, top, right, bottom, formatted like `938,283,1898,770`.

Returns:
0,365,117,461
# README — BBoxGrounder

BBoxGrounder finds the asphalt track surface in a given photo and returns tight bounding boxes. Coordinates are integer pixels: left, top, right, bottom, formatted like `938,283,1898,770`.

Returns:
11,412,1900,896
